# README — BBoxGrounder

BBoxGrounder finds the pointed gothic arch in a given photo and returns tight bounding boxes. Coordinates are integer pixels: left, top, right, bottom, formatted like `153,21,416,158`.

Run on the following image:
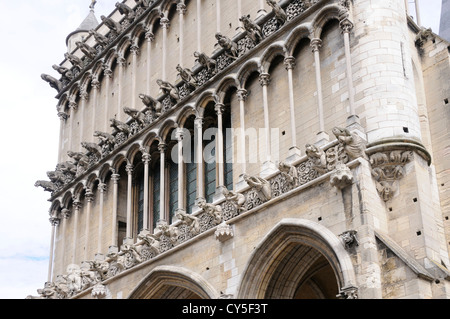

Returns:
128,266,219,299
236,218,357,299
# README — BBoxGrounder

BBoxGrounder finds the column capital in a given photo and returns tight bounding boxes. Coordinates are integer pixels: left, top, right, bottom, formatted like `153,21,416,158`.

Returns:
126,163,134,175
57,111,69,121
85,188,95,203
158,142,167,153
175,128,185,141
117,55,126,67
259,72,270,86
215,103,225,115
177,3,187,15
91,79,101,90
160,17,170,29
62,208,71,219
194,117,204,129
142,152,151,164
145,28,155,42
237,88,248,101
340,18,354,33
130,44,140,55
284,56,296,70
98,183,107,193
73,200,82,210
111,173,121,183
49,217,60,227
310,38,322,52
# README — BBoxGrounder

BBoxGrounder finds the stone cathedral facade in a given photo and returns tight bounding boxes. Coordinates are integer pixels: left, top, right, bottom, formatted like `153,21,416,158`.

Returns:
31,0,450,299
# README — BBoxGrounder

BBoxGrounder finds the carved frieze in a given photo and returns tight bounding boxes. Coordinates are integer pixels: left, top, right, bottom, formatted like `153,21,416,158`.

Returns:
369,150,413,202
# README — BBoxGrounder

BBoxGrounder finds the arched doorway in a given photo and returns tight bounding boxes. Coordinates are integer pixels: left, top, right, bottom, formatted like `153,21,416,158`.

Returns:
128,266,218,299
237,218,357,299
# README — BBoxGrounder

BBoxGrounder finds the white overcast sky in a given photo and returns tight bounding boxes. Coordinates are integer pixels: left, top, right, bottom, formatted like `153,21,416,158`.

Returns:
0,1,443,299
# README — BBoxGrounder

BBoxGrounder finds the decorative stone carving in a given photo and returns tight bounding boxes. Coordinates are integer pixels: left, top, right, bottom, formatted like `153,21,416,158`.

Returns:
176,209,200,236
266,0,287,27
279,161,299,188
76,41,97,60
305,143,328,174
215,32,239,59
100,15,122,35
89,29,109,48
337,286,358,299
222,188,247,216
239,15,263,44
64,52,84,69
110,118,131,135
123,106,147,127
67,150,90,176
116,2,136,22
243,174,272,202
197,198,223,226
52,64,74,82
156,79,180,102
176,64,198,90
339,230,359,249
214,222,234,242
415,27,435,55
81,141,103,159
194,51,217,73
369,150,413,202
120,244,142,269
134,0,153,9
332,127,368,161
94,131,116,155
330,162,354,189
151,220,179,252
135,232,160,260
41,74,63,93
91,283,110,299
139,93,162,118
35,180,56,193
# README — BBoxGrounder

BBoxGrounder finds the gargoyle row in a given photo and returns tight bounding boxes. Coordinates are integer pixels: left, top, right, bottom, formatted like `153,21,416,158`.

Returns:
41,0,321,99
30,126,365,299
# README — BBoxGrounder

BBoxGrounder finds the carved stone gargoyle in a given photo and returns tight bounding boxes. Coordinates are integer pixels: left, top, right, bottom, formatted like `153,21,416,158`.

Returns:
76,41,97,60
194,51,217,74
156,79,180,102
197,198,223,226
332,127,368,161
305,143,328,174
100,15,122,35
215,32,239,59
64,52,84,69
279,161,299,188
266,0,287,26
239,15,263,44
81,141,103,159
139,93,162,118
222,188,247,213
176,209,200,236
115,2,136,22
110,118,131,135
243,174,272,202
41,74,63,93
176,64,198,90
89,30,109,47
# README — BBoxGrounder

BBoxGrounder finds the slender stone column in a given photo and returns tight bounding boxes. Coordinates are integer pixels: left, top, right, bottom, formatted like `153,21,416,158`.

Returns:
216,0,221,33
340,15,356,117
414,0,421,26
117,54,126,120
195,117,205,201
177,3,186,66
215,103,225,189
68,100,77,151
84,188,94,260
82,188,93,260
97,183,107,254
79,89,88,143
142,151,151,232
48,216,60,282
145,29,154,95
111,173,120,248
161,16,170,81
125,162,134,243
103,67,113,132
237,89,248,175
259,73,272,164
310,38,328,145
158,143,167,223
284,56,301,160
237,0,243,31
72,199,82,264
196,0,202,52
130,42,139,110
176,128,185,210
91,79,100,141
57,112,68,163
60,208,71,271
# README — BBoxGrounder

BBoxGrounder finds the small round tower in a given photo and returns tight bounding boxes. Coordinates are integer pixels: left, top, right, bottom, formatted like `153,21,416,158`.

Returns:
66,1,99,53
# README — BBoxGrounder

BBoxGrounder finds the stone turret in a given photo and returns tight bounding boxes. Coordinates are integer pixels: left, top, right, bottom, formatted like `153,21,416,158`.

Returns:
66,2,99,53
